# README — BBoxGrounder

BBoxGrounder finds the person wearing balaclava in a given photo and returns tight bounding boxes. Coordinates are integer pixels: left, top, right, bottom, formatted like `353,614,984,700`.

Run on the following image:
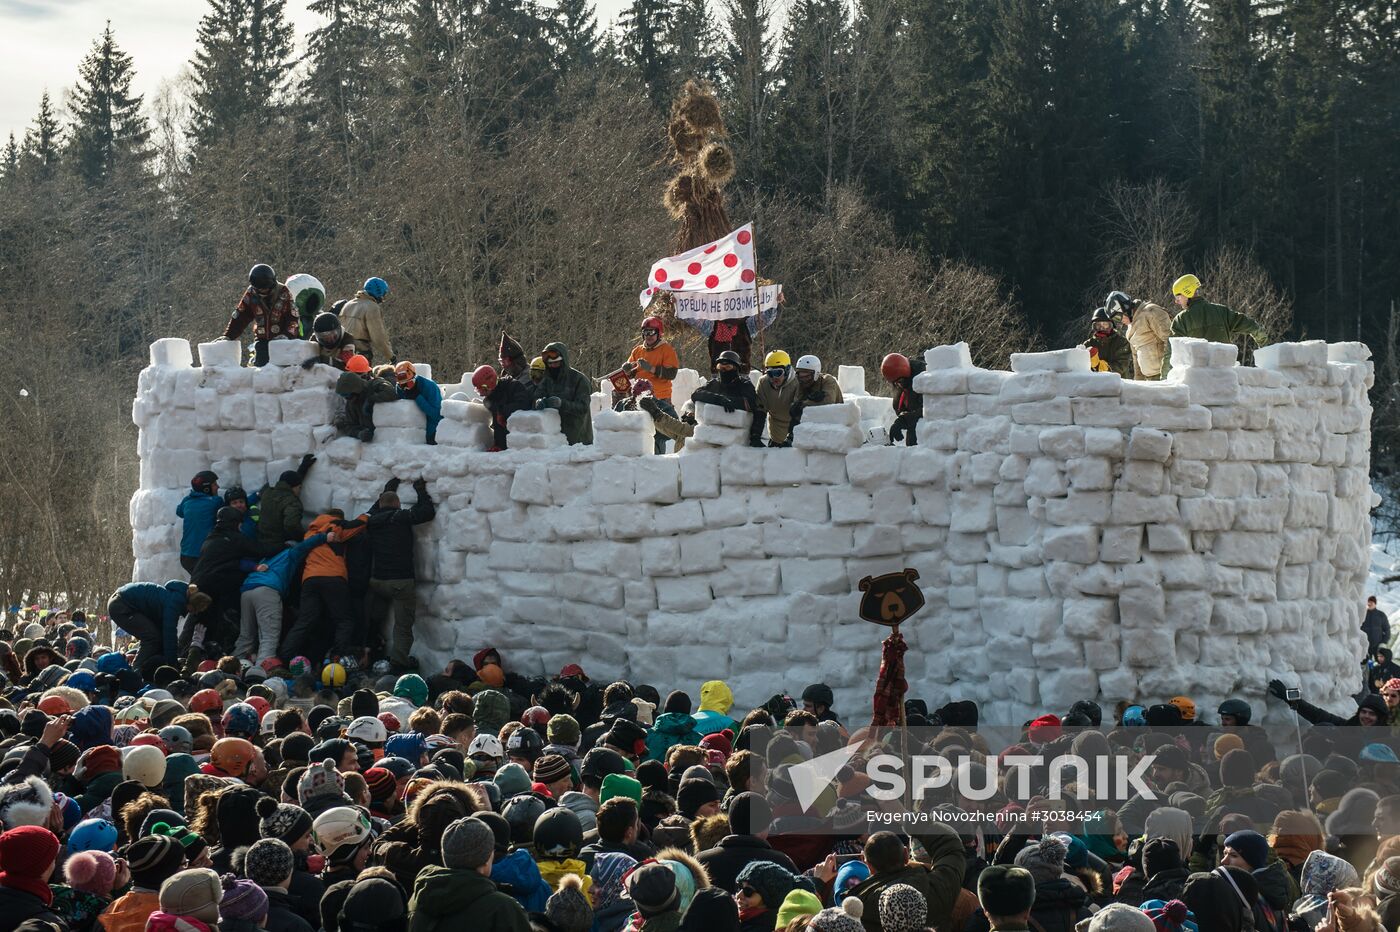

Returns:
691,351,758,445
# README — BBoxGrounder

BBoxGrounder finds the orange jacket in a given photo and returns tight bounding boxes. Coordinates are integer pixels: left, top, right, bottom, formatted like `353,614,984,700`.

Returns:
99,890,161,932
301,513,366,581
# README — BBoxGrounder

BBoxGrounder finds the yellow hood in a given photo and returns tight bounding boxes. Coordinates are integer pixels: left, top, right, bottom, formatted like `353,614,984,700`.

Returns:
699,681,733,715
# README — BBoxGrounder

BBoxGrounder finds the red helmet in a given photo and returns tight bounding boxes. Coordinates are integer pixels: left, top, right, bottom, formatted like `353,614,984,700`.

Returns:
881,353,912,382
471,364,498,396
130,734,169,754
190,689,223,715
641,316,663,334
245,695,271,721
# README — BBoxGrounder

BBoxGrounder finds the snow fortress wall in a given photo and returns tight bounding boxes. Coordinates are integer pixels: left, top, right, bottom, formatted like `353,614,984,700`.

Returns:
130,335,1376,723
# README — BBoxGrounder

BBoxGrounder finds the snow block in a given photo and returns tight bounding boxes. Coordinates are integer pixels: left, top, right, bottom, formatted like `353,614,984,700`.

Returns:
266,340,316,366
149,338,194,368
197,340,243,368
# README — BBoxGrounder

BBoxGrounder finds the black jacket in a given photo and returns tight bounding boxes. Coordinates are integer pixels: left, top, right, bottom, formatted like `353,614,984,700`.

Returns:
1142,867,1189,903
288,859,326,930
367,484,436,580
0,886,68,931
263,885,314,932
693,374,760,441
191,527,282,592
485,379,536,449
1363,608,1391,649
696,835,799,893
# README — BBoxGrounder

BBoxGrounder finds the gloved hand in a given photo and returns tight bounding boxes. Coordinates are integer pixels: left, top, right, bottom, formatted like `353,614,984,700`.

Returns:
749,436,766,448
300,357,317,370
1267,679,1293,702
298,453,317,473
545,396,561,409
385,478,401,493
722,400,736,413
533,398,547,411
412,478,428,494
638,396,658,415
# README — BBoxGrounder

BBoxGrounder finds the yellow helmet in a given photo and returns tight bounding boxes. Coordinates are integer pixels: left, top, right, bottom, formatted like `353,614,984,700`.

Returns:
1172,274,1201,299
530,356,545,372
764,350,791,368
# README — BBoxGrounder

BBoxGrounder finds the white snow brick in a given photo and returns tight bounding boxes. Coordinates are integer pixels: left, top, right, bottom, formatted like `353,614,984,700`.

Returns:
1328,342,1371,363
150,338,194,368
1126,427,1172,463
763,448,807,485
691,424,749,447
1121,382,1190,407
780,558,849,595
1110,492,1178,524
846,446,900,487
594,409,653,432
281,389,337,425
266,339,317,366
924,343,973,370
270,424,314,459
373,402,428,429
1053,373,1123,397
799,402,859,427
1039,426,1086,460
837,365,866,395
591,460,636,504
1180,366,1241,404
791,423,862,453
1043,525,1099,564
1011,399,1072,425
1254,341,1328,370
913,370,967,394
632,458,681,503
369,427,426,447
510,463,552,505
678,449,720,498
595,431,652,456
435,421,490,449
1166,337,1211,370
1009,347,1090,373
197,340,243,368
1146,523,1190,552
441,399,490,425
1000,371,1057,404
694,402,752,430
508,409,562,434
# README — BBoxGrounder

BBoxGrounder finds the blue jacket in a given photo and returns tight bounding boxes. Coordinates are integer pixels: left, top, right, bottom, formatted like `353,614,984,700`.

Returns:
398,376,443,442
236,490,261,539
176,490,221,558
114,580,190,653
490,847,551,913
241,534,327,596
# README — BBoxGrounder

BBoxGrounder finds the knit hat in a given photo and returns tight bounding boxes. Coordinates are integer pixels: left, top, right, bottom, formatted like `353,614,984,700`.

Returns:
441,816,495,870
810,899,865,932
1222,830,1270,871
1077,903,1156,931
1218,749,1255,789
126,834,185,889
338,876,408,932
547,714,580,747
0,776,54,828
878,883,927,932
626,861,679,917
364,767,396,803
48,739,80,773
244,838,295,888
978,865,1036,917
1212,733,1244,760
351,688,379,720
601,773,644,807
256,795,313,844
533,753,572,786
1014,834,1068,884
676,777,721,818
738,860,805,909
159,868,223,924
220,873,269,922
546,873,593,932
776,888,824,927
1139,899,1199,932
494,762,532,799
393,674,428,708
298,758,346,807
64,849,117,897
123,745,167,788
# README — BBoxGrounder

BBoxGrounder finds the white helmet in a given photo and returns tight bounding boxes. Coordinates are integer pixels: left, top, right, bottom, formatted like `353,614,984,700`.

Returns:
468,734,504,760
346,715,388,745
260,709,282,735
796,354,821,375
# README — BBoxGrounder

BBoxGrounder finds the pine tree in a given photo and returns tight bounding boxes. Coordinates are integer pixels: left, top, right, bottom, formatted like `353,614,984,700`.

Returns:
21,92,63,178
67,23,151,184
1,133,18,187
618,0,676,104
188,0,296,149
669,0,721,87
551,0,599,72
720,0,773,180
769,0,848,199
305,0,402,176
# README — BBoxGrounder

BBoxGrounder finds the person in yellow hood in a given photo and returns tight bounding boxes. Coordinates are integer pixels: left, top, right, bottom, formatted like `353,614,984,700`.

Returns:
694,681,737,737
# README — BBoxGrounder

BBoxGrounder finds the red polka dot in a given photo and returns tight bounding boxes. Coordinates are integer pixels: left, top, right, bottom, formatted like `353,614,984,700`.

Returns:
654,269,667,282
670,279,685,289
687,262,702,275
737,230,752,245
723,254,738,268
704,245,717,254
741,269,756,283
705,275,719,288
645,288,655,296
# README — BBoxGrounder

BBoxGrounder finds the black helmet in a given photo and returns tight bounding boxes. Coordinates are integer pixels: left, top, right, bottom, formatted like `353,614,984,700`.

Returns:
801,683,834,709
215,506,243,528
249,264,277,290
222,486,247,506
532,807,583,859
1218,698,1252,725
715,350,742,367
1091,307,1113,323
191,470,219,493
1106,291,1134,316
506,726,543,759
312,311,342,334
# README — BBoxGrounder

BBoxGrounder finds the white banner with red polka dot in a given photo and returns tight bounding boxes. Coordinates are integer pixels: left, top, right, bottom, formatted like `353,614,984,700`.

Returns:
639,223,756,306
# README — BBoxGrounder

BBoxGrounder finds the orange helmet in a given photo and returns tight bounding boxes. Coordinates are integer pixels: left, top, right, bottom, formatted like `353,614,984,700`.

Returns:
881,353,912,382
210,737,256,777
190,689,223,715
38,696,71,716
346,354,370,374
394,361,416,386
641,316,663,334
471,365,498,396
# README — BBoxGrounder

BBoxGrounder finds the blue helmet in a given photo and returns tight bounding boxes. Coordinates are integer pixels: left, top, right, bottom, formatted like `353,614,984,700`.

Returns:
385,732,427,763
95,653,128,675
69,818,118,853
67,672,97,693
222,702,260,738
364,277,389,300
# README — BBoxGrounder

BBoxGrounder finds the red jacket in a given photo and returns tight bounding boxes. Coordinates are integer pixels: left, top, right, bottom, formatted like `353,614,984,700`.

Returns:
223,285,298,342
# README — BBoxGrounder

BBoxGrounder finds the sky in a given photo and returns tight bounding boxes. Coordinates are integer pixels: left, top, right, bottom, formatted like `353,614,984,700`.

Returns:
0,0,630,140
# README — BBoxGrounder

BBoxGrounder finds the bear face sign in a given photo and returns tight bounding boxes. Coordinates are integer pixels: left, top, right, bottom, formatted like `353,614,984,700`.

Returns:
857,568,926,626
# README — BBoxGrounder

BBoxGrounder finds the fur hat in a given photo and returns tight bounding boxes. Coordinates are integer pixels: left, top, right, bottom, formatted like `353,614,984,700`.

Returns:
977,865,1036,917
0,775,54,828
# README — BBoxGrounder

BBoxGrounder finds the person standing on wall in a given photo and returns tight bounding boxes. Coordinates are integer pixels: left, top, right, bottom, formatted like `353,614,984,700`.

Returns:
622,317,680,454
338,278,394,365
176,471,221,576
222,264,298,367
1364,595,1392,657
881,353,925,447
1107,291,1172,380
1082,307,1134,377
366,477,436,674
1160,273,1269,377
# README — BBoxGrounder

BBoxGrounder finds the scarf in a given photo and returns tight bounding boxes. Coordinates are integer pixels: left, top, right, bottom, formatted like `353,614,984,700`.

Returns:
1,872,54,906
